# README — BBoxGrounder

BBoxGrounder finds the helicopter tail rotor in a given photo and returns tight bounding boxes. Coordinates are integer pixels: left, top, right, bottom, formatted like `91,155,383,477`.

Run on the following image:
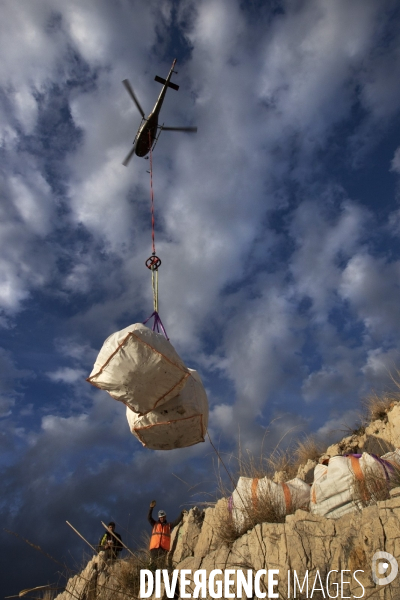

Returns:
122,79,145,118
154,76,179,91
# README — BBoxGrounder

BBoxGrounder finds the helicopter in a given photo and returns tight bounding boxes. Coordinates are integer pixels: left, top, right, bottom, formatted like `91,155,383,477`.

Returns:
122,59,197,166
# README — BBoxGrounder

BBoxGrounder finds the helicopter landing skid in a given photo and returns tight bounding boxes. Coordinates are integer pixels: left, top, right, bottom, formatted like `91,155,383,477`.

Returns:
150,124,164,154
143,123,164,159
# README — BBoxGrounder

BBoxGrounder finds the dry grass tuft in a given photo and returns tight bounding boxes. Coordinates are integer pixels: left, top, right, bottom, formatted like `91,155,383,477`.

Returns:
213,434,324,546
234,437,326,486
215,483,305,546
294,436,326,467
212,499,241,545
115,554,147,597
267,449,299,481
353,467,391,508
363,392,398,423
234,447,299,482
215,495,288,545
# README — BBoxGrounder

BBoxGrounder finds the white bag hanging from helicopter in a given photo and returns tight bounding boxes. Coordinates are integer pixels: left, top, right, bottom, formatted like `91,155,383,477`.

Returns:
230,476,311,530
126,369,209,450
87,323,190,415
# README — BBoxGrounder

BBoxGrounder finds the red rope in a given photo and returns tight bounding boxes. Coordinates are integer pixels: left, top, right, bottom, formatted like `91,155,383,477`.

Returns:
149,131,156,255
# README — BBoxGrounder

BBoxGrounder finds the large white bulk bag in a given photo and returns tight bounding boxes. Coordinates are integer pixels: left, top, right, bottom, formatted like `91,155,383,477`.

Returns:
87,323,190,415
231,476,310,530
126,369,209,450
310,453,393,519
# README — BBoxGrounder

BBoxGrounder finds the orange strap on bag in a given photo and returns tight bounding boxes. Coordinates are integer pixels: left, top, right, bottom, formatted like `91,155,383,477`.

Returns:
350,455,364,482
251,478,259,511
311,483,317,504
350,455,370,502
311,464,328,504
281,482,292,513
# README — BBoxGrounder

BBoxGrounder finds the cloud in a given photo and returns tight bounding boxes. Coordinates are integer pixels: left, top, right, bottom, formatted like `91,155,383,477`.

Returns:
9,173,53,236
339,253,400,340
391,146,400,173
46,367,87,384
361,347,400,388
12,87,39,135
289,198,368,320
302,361,359,404
316,409,361,444
2,0,400,594
209,403,235,436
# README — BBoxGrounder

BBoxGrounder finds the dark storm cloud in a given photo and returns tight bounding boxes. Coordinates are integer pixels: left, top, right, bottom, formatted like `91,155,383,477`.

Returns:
0,348,32,417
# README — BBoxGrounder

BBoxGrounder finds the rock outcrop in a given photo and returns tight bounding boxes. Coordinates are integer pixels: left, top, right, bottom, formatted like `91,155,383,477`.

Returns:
323,404,400,458
167,490,400,599
55,403,400,599
55,492,400,599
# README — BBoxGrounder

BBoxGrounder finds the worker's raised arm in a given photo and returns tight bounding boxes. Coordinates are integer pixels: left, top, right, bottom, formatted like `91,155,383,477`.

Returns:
170,510,185,530
148,500,157,526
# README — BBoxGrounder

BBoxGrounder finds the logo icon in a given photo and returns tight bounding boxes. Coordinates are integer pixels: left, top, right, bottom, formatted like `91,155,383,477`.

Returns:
372,551,398,585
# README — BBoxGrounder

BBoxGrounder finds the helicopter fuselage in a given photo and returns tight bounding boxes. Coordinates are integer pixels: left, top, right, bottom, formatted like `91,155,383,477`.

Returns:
134,60,176,157
135,114,159,157
122,58,196,166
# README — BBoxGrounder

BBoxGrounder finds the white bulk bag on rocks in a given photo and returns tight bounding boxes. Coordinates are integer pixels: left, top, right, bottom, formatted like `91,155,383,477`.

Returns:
87,323,190,415
126,369,209,450
381,449,400,471
231,476,310,530
310,453,393,519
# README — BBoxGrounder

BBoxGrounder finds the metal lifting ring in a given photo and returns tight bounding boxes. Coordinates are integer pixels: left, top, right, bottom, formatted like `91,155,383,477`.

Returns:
146,255,161,270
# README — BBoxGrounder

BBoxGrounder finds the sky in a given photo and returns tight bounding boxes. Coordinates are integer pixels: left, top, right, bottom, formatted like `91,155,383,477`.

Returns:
2,0,400,595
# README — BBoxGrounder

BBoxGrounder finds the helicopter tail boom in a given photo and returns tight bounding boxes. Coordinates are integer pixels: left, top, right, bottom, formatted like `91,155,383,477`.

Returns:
154,75,179,91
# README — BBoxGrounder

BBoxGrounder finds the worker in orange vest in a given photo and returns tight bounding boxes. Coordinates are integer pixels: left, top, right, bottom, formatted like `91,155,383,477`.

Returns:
148,499,185,567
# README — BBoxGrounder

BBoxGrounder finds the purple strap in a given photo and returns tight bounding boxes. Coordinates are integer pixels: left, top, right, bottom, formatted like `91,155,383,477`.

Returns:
343,453,394,482
372,455,395,482
143,311,169,340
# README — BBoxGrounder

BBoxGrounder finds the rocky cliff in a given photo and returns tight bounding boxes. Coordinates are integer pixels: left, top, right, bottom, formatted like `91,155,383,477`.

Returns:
54,403,400,600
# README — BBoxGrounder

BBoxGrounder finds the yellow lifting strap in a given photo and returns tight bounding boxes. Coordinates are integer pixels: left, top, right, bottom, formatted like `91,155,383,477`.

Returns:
152,266,158,313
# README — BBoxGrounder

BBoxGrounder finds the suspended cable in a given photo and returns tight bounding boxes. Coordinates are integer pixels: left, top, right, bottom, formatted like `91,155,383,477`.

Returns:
143,131,169,339
149,132,156,256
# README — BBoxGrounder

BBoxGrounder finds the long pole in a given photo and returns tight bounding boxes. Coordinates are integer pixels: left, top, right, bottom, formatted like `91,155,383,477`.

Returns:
66,521,98,554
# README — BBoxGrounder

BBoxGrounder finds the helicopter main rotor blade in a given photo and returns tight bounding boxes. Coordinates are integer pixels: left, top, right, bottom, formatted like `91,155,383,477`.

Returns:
161,126,198,132
122,79,145,118
122,144,137,167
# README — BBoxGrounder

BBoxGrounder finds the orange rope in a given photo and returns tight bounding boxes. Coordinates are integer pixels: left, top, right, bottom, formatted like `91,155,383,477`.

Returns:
149,131,156,255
